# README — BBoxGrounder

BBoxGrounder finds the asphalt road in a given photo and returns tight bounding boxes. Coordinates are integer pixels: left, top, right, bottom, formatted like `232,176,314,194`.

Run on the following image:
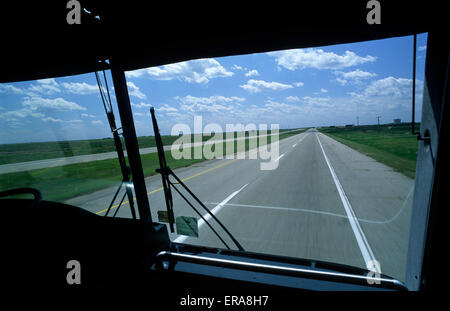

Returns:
65,129,414,282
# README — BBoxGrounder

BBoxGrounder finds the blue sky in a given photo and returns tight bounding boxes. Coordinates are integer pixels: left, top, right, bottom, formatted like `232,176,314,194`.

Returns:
0,33,427,144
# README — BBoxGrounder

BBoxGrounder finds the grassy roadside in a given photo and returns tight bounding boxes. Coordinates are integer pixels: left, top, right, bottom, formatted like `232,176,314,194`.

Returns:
318,124,419,179
0,129,295,165
0,129,305,202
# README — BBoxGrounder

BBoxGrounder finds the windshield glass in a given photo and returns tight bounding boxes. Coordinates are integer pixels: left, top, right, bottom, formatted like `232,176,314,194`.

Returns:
0,34,427,283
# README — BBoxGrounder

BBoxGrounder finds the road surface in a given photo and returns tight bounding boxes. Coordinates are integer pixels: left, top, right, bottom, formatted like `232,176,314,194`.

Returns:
65,129,414,282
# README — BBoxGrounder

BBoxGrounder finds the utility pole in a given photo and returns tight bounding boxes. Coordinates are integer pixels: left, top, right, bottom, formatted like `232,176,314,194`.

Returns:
376,116,381,126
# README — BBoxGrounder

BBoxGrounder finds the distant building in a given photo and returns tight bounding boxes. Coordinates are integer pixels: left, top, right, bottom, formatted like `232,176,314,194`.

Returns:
393,118,401,124
345,124,354,128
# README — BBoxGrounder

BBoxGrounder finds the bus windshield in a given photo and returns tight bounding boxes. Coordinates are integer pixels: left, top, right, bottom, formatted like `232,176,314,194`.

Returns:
0,33,427,283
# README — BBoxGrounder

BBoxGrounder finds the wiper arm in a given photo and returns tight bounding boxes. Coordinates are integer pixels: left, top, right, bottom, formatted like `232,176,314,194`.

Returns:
95,70,137,219
150,107,175,232
150,107,244,252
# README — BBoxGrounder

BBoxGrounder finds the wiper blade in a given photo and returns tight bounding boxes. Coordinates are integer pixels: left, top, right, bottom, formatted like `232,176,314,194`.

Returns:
150,107,244,252
150,107,175,232
95,70,137,219
169,176,232,250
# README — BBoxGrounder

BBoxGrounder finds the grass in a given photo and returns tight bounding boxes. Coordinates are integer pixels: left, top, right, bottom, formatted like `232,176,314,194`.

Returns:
0,129,294,165
318,123,419,178
0,129,305,202
0,150,208,202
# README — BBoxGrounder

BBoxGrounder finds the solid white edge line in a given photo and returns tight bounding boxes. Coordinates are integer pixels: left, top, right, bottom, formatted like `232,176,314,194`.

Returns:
207,201,350,219
316,133,380,273
174,183,248,243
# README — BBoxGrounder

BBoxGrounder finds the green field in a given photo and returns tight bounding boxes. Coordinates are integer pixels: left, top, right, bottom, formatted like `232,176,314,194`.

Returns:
0,129,305,202
0,129,293,165
318,123,419,178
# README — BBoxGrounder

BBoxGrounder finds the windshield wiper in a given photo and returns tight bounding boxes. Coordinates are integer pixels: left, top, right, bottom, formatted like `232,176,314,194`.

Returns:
95,70,137,219
150,107,244,252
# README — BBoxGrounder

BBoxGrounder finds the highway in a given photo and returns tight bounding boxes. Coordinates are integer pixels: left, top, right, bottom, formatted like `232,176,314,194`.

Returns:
65,129,414,282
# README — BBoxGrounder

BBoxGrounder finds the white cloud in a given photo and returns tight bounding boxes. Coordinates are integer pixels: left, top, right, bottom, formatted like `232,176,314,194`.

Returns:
180,103,233,113
27,78,61,95
175,95,245,113
125,68,146,78
320,88,328,93
245,69,259,77
175,95,245,105
347,76,424,113
37,78,57,85
336,78,348,86
302,96,333,108
22,96,86,111
334,69,377,85
131,102,152,108
338,69,377,80
418,45,427,52
166,112,183,117
91,120,104,125
240,79,293,93
232,64,245,71
0,93,87,123
158,104,178,113
0,84,26,95
1,79,96,98
264,100,303,112
0,108,44,121
1,79,63,97
61,82,98,95
364,76,415,98
268,48,376,70
126,58,234,84
81,113,95,118
42,116,63,123
1,79,98,98
126,82,147,99
293,82,304,87
285,96,300,103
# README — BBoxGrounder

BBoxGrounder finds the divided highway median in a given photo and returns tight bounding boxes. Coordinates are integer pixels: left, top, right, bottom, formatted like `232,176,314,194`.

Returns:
0,129,305,202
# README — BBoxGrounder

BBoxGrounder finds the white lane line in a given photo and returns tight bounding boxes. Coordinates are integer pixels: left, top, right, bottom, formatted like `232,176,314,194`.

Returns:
173,183,248,243
316,133,380,273
274,133,308,162
275,153,285,162
207,201,349,219
292,143,297,148
236,131,305,159
206,199,411,225
296,134,308,145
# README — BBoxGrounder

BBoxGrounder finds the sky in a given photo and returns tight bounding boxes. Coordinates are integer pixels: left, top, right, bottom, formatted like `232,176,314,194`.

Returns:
0,33,427,144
